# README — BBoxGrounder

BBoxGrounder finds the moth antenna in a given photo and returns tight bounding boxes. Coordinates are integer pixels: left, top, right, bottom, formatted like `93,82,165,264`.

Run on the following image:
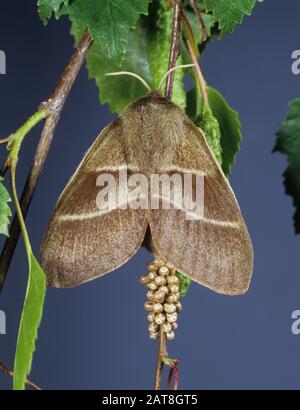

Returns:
105,71,152,93
157,64,197,92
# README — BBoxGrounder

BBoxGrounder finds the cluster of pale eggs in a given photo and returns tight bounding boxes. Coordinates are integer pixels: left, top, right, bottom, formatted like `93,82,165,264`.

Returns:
140,259,182,341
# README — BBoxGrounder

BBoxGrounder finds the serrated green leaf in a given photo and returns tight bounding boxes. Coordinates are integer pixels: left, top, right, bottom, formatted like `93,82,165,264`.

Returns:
70,0,187,113
71,18,152,114
208,87,242,176
203,0,256,36
147,0,186,109
13,253,46,390
63,0,151,65
274,100,300,234
0,177,12,237
37,0,69,24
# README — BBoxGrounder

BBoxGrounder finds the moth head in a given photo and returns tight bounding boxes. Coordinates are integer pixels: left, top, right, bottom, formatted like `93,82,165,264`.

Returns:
105,64,196,99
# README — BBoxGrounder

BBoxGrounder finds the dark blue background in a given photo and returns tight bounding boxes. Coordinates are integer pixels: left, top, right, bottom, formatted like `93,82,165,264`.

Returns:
0,0,300,390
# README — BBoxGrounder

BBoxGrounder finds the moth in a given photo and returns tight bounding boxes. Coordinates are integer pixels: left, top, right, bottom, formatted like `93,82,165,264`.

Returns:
41,70,253,295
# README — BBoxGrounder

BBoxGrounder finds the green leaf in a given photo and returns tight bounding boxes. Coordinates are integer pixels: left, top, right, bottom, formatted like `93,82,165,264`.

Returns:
176,271,192,299
0,177,12,237
203,0,256,36
274,100,300,234
70,0,187,113
207,87,242,176
13,253,46,390
37,0,69,24
71,18,152,114
147,0,186,109
63,0,151,65
195,103,222,165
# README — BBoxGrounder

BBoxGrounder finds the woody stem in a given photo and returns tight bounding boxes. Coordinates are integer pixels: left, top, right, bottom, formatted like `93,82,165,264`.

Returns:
165,0,183,99
190,0,208,42
154,327,168,390
0,30,92,292
0,361,41,390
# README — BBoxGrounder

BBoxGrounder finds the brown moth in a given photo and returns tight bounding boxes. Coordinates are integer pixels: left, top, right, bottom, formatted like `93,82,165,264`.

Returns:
41,82,253,295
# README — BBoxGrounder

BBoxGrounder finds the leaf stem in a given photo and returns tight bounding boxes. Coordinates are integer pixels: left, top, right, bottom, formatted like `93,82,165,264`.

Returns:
10,163,31,257
7,110,46,165
1,111,45,178
184,37,209,106
0,361,41,391
165,0,183,98
0,30,92,292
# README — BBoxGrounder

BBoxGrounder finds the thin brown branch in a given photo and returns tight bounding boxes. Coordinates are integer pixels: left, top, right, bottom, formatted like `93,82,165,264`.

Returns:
0,138,10,176
0,160,9,178
0,30,93,291
190,0,208,42
165,0,183,99
0,137,9,145
0,361,41,390
154,327,168,390
166,366,173,391
166,358,180,390
184,37,208,106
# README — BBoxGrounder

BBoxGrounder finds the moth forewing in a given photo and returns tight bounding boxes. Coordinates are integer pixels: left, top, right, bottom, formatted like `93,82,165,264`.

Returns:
41,93,253,294
40,118,148,288
149,114,253,295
